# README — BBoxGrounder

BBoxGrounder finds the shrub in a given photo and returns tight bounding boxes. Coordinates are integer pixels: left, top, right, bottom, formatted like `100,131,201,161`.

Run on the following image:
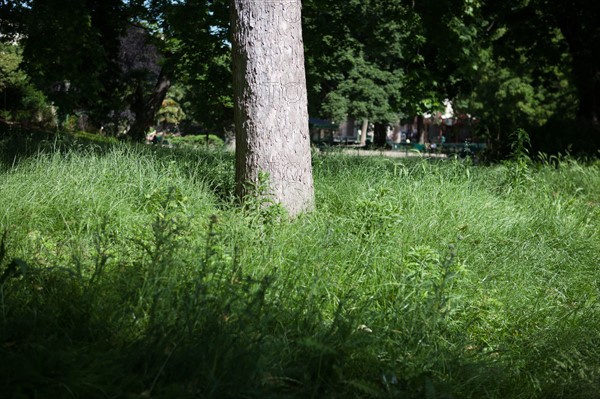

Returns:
169,133,225,149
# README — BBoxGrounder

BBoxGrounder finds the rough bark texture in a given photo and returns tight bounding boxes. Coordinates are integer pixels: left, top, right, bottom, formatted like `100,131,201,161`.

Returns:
231,0,314,216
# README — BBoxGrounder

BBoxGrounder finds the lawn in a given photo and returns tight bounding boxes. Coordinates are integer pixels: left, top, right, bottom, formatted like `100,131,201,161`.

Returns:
1,136,599,398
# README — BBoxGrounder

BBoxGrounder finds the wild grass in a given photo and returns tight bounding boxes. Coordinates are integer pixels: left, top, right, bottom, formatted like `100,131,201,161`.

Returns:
0,136,599,398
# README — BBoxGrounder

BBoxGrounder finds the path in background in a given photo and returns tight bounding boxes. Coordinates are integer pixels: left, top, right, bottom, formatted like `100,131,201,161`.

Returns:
324,147,449,159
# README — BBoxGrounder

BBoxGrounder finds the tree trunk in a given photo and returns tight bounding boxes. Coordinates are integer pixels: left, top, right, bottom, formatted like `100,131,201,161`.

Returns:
417,115,428,144
345,116,355,142
551,4,600,151
231,0,314,216
373,122,387,147
553,6,599,127
360,119,368,146
128,68,171,141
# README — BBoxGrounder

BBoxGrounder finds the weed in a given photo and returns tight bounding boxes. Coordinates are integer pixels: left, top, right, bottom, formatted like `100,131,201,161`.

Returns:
502,128,535,192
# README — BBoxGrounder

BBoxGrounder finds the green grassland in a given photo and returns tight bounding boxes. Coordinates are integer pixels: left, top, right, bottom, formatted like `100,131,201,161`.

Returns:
1,136,599,398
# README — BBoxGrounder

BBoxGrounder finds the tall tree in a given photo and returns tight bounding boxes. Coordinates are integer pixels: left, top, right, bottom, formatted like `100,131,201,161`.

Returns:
456,0,592,155
119,24,173,140
230,0,314,215
167,0,234,135
485,0,599,128
555,1,600,127
302,0,475,146
17,0,179,139
22,0,126,126
303,0,417,146
0,42,53,127
0,0,30,41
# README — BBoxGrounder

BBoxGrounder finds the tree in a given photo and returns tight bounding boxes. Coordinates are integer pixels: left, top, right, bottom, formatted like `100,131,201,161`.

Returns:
156,98,184,132
453,0,593,155
119,0,233,139
230,0,314,216
556,1,600,127
21,0,127,127
8,0,596,154
119,24,173,140
6,0,233,140
166,0,234,136
485,0,599,128
15,0,177,139
0,0,30,41
0,42,54,127
303,0,417,146
302,0,475,147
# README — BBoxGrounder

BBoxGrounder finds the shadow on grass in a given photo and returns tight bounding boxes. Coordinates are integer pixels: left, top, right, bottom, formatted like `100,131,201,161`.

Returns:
0,215,538,399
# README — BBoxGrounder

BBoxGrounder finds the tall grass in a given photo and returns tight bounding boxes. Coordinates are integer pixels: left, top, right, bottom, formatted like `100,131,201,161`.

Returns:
0,139,599,398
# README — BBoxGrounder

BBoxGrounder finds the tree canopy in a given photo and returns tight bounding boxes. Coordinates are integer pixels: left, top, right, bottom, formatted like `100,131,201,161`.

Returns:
1,0,598,155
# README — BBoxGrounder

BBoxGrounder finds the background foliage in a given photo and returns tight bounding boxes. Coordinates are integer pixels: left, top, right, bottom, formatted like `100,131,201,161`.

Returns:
1,0,598,155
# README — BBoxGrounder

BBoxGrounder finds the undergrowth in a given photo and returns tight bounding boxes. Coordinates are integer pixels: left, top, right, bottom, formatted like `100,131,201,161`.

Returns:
0,136,599,398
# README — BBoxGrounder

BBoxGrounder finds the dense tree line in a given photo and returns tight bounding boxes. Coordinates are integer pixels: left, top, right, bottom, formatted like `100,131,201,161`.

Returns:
1,0,598,155
0,0,231,139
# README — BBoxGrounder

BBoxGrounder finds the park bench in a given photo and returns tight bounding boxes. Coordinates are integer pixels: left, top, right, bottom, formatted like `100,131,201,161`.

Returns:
440,142,487,156
390,142,425,154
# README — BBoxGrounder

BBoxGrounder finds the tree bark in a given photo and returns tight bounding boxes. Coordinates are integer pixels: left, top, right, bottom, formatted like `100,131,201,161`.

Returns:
359,119,369,146
128,67,171,141
373,122,387,147
417,114,428,144
344,116,355,142
230,0,314,216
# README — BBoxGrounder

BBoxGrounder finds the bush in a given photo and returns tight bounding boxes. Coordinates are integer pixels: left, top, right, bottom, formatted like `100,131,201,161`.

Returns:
169,133,225,149
0,43,56,128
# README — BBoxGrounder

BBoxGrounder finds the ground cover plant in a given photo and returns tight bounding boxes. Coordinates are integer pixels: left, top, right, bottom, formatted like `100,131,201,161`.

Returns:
0,136,599,398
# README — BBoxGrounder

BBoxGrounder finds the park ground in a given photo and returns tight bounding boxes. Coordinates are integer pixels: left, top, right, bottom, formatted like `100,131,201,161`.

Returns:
0,132,599,398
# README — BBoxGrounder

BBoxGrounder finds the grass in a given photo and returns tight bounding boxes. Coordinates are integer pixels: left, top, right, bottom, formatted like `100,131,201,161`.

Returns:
0,135,599,398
